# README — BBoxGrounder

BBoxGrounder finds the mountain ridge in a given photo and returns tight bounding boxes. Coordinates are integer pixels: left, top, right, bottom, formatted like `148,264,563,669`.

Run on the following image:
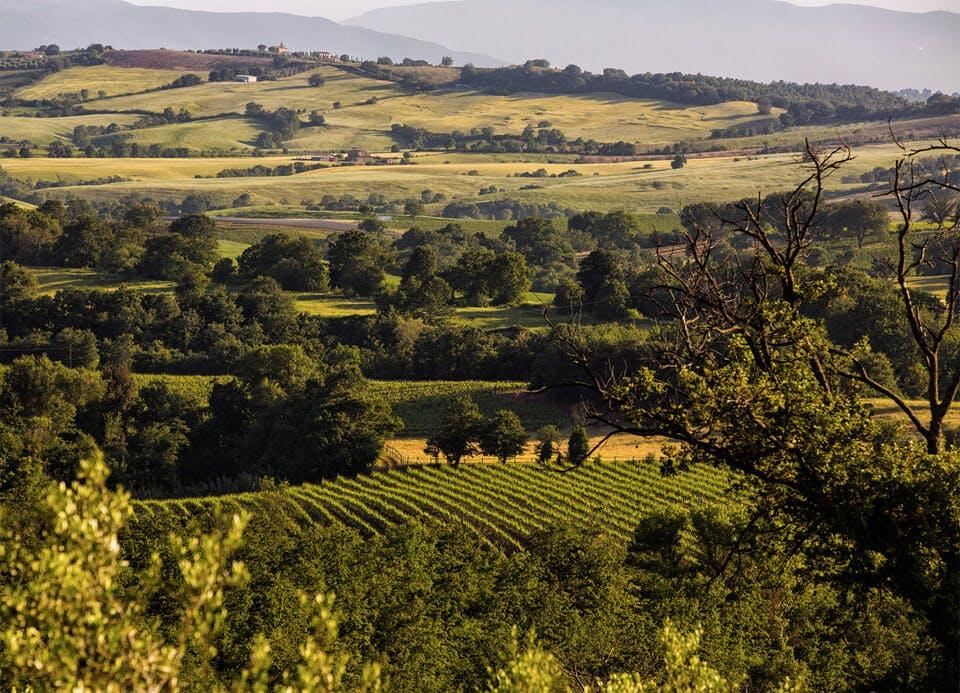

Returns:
0,0,502,67
347,0,960,91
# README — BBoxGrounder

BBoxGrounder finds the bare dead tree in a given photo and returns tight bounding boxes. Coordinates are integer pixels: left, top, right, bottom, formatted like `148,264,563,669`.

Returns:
549,136,959,458
837,136,960,453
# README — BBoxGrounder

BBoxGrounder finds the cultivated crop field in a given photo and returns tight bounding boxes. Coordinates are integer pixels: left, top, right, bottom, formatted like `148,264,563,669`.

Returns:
135,459,732,550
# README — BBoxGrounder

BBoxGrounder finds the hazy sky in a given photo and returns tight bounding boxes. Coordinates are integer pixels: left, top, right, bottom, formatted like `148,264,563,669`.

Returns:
126,0,960,22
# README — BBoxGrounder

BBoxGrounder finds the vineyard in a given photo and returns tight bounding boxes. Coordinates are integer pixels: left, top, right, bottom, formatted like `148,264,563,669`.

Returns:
135,459,732,550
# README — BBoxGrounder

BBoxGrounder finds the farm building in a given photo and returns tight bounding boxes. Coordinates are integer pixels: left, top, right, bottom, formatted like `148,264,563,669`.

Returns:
346,149,371,161
268,44,290,55
316,51,339,61
235,74,257,83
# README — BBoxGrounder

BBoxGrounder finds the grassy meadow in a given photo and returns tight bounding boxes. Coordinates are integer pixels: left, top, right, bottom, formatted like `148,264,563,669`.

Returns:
32,267,175,295
0,60,944,216
72,65,782,150
0,113,142,145
15,65,204,99
10,139,938,213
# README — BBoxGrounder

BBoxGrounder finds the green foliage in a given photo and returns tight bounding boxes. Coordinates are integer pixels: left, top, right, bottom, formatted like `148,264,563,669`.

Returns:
141,460,730,550
425,396,485,464
0,260,38,307
190,346,401,483
0,456,383,691
568,425,591,465
327,229,388,297
237,232,329,291
0,355,103,484
481,410,528,463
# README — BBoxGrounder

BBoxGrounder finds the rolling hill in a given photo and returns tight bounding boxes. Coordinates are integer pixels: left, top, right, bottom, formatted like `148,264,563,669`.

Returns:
0,0,500,66
349,0,960,92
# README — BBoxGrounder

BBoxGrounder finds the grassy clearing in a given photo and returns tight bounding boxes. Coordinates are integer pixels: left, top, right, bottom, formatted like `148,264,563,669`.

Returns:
906,275,952,299
0,113,141,145
15,65,204,100
371,379,570,437
32,267,174,295
132,373,230,405
217,239,249,260
57,66,785,153
866,398,960,429
293,293,378,317
0,195,35,208
385,434,668,465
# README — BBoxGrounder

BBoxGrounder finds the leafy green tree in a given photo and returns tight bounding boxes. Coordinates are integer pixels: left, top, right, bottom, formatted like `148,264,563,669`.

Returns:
671,153,688,169
0,356,103,484
238,233,329,291
502,217,574,268
535,425,563,464
404,199,425,220
237,276,299,342
358,217,386,234
327,230,387,296
480,410,528,462
825,198,889,248
556,142,960,684
0,261,37,307
426,397,484,465
0,203,63,264
212,257,237,284
308,73,326,87
554,278,585,314
0,457,384,690
567,425,590,465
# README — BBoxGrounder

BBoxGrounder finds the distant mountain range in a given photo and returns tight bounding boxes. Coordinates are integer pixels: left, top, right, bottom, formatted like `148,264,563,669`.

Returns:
0,0,500,66
348,0,960,92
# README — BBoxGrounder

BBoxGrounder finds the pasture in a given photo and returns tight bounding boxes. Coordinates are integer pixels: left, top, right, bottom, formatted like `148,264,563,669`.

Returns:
83,66,782,150
0,113,141,145
19,140,942,213
15,65,204,100
32,267,174,295
92,66,398,117
119,116,263,152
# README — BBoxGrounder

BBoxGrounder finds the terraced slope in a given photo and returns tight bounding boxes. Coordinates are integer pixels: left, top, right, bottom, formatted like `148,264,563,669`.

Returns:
137,460,731,550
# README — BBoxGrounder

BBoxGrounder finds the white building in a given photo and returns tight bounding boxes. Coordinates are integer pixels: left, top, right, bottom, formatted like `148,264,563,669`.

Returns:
235,75,258,83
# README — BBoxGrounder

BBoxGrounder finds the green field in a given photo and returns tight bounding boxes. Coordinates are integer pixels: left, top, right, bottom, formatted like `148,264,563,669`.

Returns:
135,459,731,550
82,65,781,151
120,116,263,152
372,380,569,436
0,155,299,183
19,140,936,214
15,65,204,99
93,66,398,118
0,113,141,145
33,267,174,295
